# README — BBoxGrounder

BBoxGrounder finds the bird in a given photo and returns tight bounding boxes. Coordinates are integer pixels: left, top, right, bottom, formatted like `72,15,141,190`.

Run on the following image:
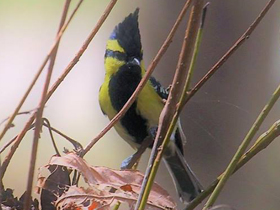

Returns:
98,8,202,203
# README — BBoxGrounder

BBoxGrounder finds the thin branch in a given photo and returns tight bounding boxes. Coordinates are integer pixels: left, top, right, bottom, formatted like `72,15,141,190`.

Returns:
0,0,83,179
42,122,83,151
123,136,153,169
186,119,280,210
0,136,17,154
0,0,84,143
1,116,35,180
0,108,37,126
238,120,280,170
0,0,113,182
23,1,71,209
135,1,205,210
183,3,278,208
178,2,208,113
0,120,82,155
184,0,276,106
43,119,60,156
46,0,117,101
202,0,277,208
82,0,194,158
203,81,280,209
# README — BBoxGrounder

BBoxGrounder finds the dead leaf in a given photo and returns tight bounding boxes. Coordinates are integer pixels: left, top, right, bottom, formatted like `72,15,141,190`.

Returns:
46,152,177,210
120,184,133,192
37,162,71,210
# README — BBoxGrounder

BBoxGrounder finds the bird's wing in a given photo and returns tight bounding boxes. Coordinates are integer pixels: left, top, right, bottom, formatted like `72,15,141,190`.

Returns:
149,76,169,100
149,77,187,154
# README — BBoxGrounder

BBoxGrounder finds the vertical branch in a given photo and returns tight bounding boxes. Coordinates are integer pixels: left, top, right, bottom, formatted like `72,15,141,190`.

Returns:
135,1,205,210
178,2,208,112
23,1,72,209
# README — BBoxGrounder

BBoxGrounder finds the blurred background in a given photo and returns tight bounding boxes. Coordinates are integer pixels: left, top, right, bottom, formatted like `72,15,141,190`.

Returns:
0,0,280,209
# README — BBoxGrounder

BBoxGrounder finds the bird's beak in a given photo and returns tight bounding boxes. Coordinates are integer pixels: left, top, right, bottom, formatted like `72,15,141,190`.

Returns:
128,57,141,66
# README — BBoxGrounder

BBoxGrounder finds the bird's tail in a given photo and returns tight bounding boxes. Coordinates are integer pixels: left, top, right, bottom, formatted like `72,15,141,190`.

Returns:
163,144,203,203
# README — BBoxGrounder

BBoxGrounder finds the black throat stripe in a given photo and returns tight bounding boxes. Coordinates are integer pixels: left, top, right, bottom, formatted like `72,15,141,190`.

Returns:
108,64,148,144
105,49,127,61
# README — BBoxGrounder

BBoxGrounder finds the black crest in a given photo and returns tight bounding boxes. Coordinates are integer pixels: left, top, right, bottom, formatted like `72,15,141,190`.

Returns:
110,8,142,60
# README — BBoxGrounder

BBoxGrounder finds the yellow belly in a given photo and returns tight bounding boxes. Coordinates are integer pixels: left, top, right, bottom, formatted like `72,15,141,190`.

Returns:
99,78,164,148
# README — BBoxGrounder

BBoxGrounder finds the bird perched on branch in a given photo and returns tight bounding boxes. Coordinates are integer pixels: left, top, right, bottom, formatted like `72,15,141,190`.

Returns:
99,8,202,203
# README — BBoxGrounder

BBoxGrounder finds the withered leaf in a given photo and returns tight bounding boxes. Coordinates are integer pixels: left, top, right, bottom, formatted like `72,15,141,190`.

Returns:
40,152,177,210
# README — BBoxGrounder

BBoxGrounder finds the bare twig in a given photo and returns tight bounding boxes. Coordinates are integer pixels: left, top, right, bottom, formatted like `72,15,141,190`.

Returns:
184,0,276,105
0,136,17,154
0,0,114,182
203,80,280,209
0,0,84,143
185,2,208,93
0,120,82,155
46,0,117,101
238,120,280,170
82,0,194,157
0,0,83,180
186,119,280,210
201,0,277,208
43,118,60,156
42,122,83,151
0,108,37,126
183,3,277,208
135,1,205,209
123,136,153,169
23,1,72,209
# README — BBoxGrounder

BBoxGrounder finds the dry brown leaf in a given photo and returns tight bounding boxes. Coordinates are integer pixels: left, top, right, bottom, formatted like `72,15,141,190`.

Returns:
36,164,71,209
47,152,177,210
120,184,133,192
55,186,112,210
56,185,174,210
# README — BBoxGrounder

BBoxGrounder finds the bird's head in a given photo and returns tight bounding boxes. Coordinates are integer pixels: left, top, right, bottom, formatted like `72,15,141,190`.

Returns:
104,8,144,76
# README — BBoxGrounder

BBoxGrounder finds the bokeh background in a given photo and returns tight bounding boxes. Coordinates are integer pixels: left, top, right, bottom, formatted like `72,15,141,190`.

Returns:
1,0,280,209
